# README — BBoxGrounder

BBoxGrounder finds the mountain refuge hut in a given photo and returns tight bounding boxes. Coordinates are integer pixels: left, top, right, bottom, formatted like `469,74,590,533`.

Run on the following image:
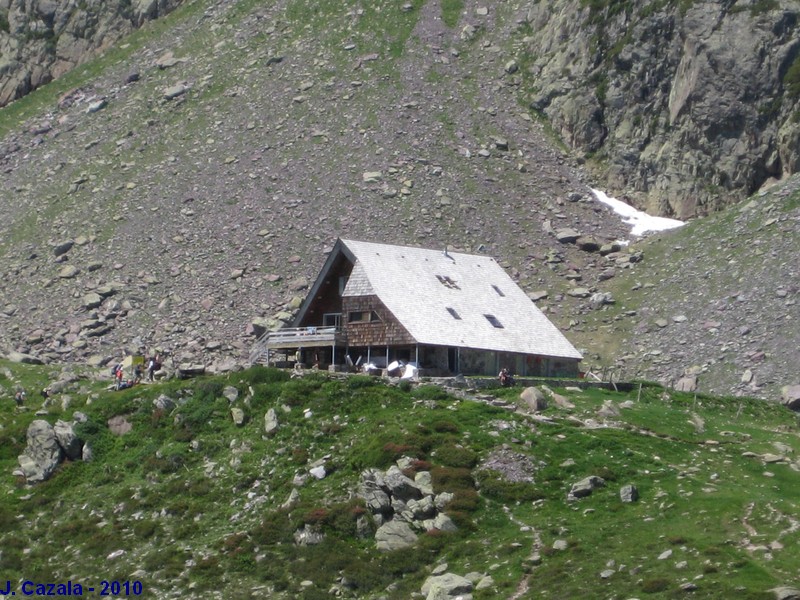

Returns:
250,239,582,377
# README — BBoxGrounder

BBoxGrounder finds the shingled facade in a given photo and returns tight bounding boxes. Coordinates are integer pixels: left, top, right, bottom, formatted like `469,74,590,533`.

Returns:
256,239,583,377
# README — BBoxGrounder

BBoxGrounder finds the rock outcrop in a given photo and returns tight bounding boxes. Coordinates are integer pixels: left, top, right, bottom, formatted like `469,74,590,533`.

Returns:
16,418,87,482
359,460,456,551
522,1,800,217
0,0,183,106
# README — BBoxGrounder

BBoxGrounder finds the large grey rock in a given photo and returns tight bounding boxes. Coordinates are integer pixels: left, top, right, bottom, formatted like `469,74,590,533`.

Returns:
53,420,82,460
675,375,698,392
519,387,547,412
619,484,639,503
6,351,44,365
153,394,176,412
771,586,800,600
18,420,63,483
781,385,800,411
360,469,392,515
230,407,246,426
555,228,581,243
375,520,418,551
568,475,606,500
384,465,423,502
177,363,205,378
421,573,473,600
264,408,279,435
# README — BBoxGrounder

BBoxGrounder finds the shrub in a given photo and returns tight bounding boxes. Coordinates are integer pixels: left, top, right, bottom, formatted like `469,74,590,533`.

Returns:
641,578,670,593
341,557,391,591
279,376,325,406
132,520,159,539
292,446,309,465
430,419,459,433
253,510,294,545
194,379,224,403
412,385,450,401
240,366,290,385
476,470,543,502
346,375,380,390
431,466,475,493
435,444,477,468
447,487,480,512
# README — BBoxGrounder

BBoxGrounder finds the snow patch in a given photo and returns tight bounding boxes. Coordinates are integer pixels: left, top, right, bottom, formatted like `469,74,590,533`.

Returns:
592,189,684,237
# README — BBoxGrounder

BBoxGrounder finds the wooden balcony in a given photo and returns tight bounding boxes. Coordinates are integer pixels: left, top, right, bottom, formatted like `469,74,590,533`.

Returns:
250,326,347,364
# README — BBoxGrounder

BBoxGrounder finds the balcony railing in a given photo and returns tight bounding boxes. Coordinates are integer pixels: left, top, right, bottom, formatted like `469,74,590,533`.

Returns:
250,326,347,364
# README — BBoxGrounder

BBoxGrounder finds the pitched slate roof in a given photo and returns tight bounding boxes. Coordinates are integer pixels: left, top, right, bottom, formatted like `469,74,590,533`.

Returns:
338,239,582,360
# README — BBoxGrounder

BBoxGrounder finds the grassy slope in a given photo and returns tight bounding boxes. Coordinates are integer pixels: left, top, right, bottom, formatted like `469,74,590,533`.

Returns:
1,362,798,599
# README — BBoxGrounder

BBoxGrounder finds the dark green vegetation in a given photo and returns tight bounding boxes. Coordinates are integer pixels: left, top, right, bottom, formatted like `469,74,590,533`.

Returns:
1,362,798,598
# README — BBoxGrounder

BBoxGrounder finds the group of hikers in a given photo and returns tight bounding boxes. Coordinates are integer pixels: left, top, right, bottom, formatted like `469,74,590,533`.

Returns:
13,386,51,408
111,354,162,390
498,367,515,387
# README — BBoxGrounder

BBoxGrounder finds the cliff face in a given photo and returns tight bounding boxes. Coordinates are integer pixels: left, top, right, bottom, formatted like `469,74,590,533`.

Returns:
0,0,182,106
520,0,800,217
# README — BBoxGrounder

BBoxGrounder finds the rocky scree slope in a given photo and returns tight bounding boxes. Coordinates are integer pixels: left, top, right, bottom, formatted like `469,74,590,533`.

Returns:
573,175,800,401
0,0,634,372
0,0,184,106
519,0,800,218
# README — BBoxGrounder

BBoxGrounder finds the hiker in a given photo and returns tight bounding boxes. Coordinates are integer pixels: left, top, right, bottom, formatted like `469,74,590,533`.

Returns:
115,366,124,390
14,388,26,407
147,354,161,381
499,367,514,387
133,362,143,383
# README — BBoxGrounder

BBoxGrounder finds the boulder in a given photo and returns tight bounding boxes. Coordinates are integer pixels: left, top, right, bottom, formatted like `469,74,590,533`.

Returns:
177,363,205,378
264,408,279,435
619,484,639,503
360,469,392,515
18,420,64,483
430,512,458,533
384,465,423,501
519,387,547,412
53,240,75,256
675,375,698,392
771,586,800,600
421,573,473,600
53,420,82,460
153,394,176,412
568,475,606,500
375,520,418,551
555,228,581,243
222,385,239,403
58,265,79,279
781,385,800,411
567,287,591,298
230,407,246,426
6,351,44,365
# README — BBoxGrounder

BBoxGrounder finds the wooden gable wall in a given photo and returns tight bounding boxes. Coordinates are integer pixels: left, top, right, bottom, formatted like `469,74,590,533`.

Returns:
342,294,415,347
296,253,353,327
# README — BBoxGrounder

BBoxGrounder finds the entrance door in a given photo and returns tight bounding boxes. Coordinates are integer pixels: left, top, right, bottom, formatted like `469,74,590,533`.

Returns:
448,348,458,374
